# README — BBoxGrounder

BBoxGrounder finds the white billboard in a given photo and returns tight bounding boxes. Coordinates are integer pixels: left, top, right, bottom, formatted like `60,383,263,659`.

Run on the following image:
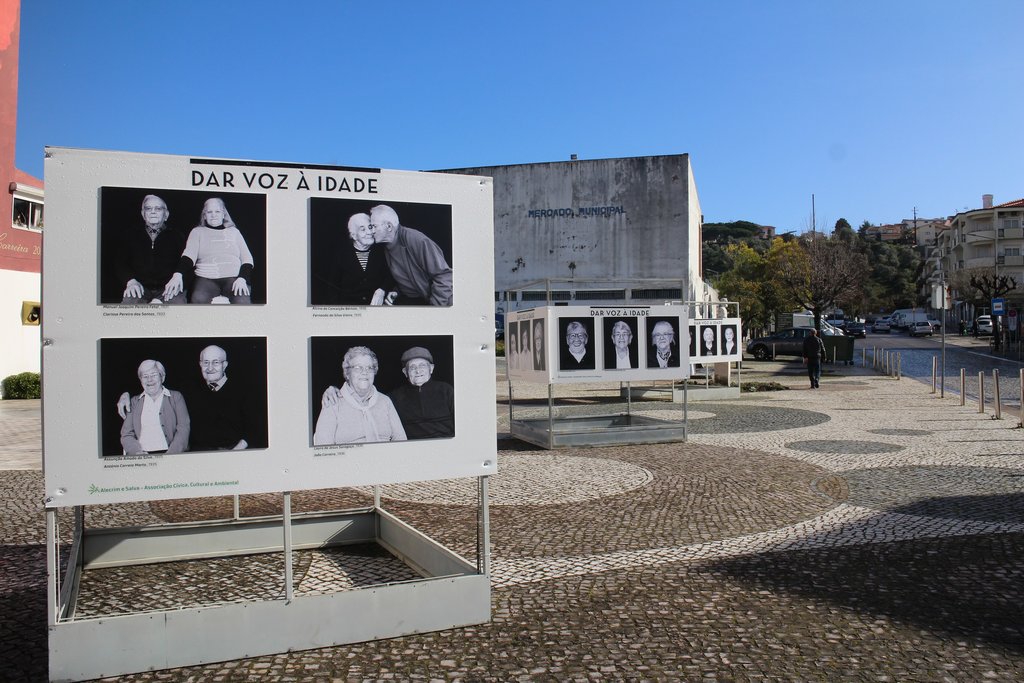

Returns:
42,148,496,507
506,305,693,383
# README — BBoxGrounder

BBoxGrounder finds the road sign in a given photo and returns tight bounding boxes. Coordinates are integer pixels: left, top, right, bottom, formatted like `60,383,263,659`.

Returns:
1009,309,1018,331
992,298,1005,315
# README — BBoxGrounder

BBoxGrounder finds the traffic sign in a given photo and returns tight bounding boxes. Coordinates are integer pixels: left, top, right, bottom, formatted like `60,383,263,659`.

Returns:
992,298,1005,315
1009,309,1018,331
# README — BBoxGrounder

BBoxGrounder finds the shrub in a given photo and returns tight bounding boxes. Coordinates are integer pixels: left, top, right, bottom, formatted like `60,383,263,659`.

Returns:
741,381,789,393
1,372,41,399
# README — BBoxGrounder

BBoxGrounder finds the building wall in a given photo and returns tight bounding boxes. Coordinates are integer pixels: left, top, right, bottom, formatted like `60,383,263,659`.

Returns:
0,269,40,380
440,154,702,306
1,0,42,385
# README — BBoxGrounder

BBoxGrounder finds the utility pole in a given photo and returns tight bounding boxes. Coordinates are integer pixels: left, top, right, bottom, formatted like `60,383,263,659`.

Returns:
811,194,816,238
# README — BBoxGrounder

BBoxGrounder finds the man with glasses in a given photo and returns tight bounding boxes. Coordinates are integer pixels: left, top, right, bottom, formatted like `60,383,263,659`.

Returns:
314,346,406,445
115,194,187,304
559,320,595,370
369,204,453,306
388,346,455,440
117,345,258,451
647,320,680,368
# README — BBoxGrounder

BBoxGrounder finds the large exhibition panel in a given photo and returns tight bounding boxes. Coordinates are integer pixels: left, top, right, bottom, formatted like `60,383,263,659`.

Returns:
42,148,496,507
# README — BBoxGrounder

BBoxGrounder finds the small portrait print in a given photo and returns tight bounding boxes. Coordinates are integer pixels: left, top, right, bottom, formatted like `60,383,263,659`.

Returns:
100,337,269,457
518,321,532,370
721,324,739,357
310,198,453,307
312,335,455,444
699,324,718,357
603,318,639,370
558,318,596,371
532,318,546,371
506,322,519,371
688,324,697,358
646,317,681,368
99,187,267,305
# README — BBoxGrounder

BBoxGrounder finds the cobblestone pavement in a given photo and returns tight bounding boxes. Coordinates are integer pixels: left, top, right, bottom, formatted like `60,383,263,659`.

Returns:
2,361,1024,681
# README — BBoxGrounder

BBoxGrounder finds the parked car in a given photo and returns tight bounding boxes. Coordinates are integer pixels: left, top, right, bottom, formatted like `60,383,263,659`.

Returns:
844,321,867,338
872,318,891,333
976,315,993,335
746,326,840,360
909,321,933,337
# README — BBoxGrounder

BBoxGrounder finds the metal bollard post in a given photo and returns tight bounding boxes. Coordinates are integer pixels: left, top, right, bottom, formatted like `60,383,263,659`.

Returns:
931,356,937,393
862,347,865,367
897,353,901,380
884,350,889,376
960,368,965,406
993,369,1001,420
978,371,985,413
1019,369,1024,428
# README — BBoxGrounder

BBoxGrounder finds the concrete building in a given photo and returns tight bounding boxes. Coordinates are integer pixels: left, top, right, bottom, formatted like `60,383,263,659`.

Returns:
1,0,43,388
930,194,1024,320
440,154,706,311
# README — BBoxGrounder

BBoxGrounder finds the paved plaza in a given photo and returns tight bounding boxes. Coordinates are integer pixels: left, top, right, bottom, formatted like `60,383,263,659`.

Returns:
2,353,1024,681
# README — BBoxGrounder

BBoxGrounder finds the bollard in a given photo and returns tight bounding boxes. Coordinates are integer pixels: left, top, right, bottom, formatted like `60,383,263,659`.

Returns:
993,369,1001,420
1019,369,1023,428
897,353,901,380
862,347,866,367
884,350,889,376
931,356,937,394
960,368,966,406
832,345,837,364
978,371,985,413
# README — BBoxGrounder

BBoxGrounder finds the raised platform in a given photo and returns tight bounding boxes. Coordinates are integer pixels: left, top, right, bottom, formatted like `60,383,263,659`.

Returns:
510,414,687,449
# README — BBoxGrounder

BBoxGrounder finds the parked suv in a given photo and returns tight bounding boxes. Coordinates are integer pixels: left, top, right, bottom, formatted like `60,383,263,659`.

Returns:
909,321,933,337
746,327,840,360
872,318,891,333
976,315,993,335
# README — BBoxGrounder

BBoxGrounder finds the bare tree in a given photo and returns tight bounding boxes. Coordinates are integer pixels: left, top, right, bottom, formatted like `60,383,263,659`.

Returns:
954,267,1019,349
775,235,869,330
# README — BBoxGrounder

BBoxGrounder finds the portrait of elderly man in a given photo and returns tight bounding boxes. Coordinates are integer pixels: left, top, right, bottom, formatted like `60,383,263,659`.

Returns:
559,319,595,370
647,319,681,368
314,346,407,445
369,204,453,306
118,344,261,452
603,318,638,370
388,346,455,440
532,319,546,371
320,212,395,305
119,359,190,455
115,194,188,304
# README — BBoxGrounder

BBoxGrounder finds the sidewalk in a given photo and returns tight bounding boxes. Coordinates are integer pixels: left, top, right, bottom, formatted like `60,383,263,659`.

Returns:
3,363,1024,681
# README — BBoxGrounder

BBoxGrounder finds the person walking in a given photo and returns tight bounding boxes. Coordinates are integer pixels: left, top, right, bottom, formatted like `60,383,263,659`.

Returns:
801,328,826,389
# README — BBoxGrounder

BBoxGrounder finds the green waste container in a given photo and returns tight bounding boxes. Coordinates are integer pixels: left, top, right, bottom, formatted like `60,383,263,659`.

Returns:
822,334,855,365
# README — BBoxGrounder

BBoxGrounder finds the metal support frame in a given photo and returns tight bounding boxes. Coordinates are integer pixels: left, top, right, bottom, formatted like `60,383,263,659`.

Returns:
47,480,492,682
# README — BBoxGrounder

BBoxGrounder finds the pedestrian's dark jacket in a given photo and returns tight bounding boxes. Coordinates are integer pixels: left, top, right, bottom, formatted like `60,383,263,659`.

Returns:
802,334,826,364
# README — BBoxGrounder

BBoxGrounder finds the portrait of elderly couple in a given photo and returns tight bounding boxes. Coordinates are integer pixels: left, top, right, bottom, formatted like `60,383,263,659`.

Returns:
99,338,269,457
310,198,454,307
557,316,684,371
310,335,455,446
99,187,267,305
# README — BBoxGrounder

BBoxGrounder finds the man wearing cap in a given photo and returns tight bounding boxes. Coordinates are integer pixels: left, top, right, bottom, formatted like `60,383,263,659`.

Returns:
388,346,455,440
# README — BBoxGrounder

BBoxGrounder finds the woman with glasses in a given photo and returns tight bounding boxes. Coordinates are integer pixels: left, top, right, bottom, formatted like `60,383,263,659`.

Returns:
314,346,407,445
119,359,190,455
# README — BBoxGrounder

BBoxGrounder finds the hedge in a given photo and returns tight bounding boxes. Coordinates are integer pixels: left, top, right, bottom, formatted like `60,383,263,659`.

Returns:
1,372,41,399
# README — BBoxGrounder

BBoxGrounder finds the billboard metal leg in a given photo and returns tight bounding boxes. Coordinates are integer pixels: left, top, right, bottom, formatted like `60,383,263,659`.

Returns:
478,476,491,576
547,384,554,450
233,495,240,520
283,492,294,602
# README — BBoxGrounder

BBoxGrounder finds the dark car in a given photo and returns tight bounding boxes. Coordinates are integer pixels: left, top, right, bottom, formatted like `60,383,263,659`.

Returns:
844,321,867,338
746,327,838,360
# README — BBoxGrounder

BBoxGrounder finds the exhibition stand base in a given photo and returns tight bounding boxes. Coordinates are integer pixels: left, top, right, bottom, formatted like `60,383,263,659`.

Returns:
510,414,687,448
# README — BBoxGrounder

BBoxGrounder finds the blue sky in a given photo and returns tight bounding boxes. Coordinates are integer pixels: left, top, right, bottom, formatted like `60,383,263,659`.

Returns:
15,1,1024,232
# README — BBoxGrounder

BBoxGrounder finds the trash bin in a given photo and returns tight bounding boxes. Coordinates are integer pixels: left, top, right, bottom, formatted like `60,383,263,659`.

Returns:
822,335,855,365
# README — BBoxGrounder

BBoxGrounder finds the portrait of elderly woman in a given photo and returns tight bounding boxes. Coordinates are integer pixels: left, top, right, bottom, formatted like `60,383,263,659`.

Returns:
317,212,396,305
313,346,407,445
119,359,190,455
603,318,638,370
164,197,255,304
558,319,595,371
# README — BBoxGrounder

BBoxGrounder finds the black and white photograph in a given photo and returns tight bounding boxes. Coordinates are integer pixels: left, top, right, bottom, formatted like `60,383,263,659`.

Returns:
99,187,267,305
99,337,269,457
532,318,546,371
309,198,453,307
603,317,639,370
688,324,697,358
646,316,681,368
506,320,519,372
699,323,719,357
517,320,532,371
558,317,596,371
721,323,739,357
311,335,455,445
